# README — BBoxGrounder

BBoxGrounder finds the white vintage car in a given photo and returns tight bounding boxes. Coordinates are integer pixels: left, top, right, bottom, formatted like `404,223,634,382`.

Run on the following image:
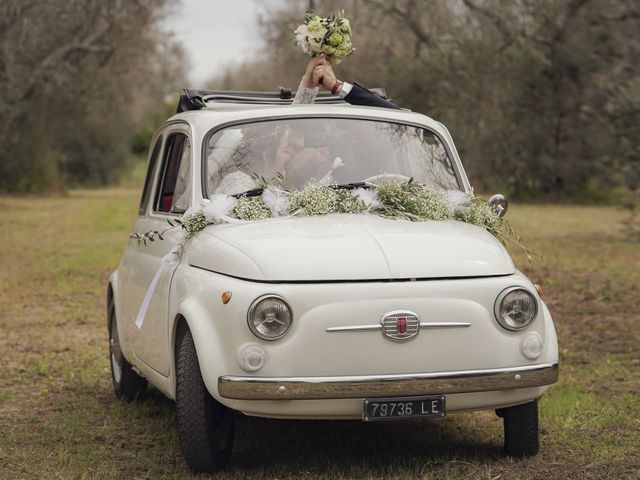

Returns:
108,89,558,473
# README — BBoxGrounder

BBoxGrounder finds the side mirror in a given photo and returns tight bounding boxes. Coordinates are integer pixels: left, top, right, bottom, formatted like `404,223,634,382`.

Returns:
488,194,508,217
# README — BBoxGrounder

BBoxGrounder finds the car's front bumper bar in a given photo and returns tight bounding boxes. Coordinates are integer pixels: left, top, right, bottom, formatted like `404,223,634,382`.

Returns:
218,363,559,400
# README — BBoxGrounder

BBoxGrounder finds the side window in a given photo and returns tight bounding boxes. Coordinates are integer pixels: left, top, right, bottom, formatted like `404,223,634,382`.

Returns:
154,133,192,214
172,139,192,213
139,136,163,215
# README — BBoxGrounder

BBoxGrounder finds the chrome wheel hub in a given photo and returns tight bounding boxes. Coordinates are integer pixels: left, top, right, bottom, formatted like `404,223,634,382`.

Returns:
110,319,123,384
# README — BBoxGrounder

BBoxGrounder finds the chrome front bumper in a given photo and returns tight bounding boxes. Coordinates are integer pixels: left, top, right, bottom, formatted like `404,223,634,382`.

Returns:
218,363,559,400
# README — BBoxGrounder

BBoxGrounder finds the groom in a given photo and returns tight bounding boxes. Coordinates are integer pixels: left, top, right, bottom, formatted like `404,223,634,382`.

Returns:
296,55,400,110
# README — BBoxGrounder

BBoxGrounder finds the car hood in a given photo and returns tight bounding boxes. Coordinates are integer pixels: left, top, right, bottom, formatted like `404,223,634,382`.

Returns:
186,214,515,281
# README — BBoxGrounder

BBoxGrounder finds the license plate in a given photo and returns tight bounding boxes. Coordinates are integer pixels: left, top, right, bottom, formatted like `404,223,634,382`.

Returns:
363,395,446,421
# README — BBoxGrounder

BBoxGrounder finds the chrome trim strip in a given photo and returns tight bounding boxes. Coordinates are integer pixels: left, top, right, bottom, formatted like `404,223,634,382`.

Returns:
326,324,382,332
218,363,559,400
419,322,471,328
326,321,471,333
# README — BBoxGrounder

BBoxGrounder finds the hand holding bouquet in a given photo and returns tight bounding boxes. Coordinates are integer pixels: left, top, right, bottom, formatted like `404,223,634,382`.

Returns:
294,11,354,64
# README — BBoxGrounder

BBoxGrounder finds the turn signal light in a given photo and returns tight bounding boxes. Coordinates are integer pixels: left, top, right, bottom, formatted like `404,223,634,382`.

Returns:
221,291,232,304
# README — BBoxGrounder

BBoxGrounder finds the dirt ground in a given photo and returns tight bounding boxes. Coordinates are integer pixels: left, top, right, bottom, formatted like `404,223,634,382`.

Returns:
0,190,638,479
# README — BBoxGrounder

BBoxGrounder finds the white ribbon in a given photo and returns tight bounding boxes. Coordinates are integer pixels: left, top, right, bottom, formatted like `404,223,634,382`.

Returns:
352,187,381,211
135,243,182,330
262,188,290,217
319,157,345,185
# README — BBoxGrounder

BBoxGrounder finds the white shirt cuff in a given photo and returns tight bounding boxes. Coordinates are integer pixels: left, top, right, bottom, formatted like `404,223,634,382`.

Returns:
338,82,353,98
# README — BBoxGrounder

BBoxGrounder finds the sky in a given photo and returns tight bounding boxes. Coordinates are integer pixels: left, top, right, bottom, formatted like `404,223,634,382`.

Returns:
163,0,285,85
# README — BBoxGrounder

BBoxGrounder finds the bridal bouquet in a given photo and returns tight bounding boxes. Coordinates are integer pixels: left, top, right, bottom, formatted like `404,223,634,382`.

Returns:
294,11,354,64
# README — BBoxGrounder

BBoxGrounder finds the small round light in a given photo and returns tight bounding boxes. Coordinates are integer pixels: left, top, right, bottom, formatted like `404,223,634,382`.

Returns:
494,287,538,330
521,333,544,360
221,291,232,304
247,295,293,341
239,346,267,372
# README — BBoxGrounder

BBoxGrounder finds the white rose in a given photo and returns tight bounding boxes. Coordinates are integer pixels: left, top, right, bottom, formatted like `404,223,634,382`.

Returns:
307,27,327,53
203,194,236,224
294,24,310,54
341,18,351,33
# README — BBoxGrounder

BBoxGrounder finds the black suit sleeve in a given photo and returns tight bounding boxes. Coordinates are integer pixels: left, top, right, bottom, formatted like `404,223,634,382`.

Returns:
343,82,400,110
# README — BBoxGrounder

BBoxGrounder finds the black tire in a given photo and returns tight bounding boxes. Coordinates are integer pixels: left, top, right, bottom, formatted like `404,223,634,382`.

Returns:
498,400,539,457
175,326,235,473
108,296,147,400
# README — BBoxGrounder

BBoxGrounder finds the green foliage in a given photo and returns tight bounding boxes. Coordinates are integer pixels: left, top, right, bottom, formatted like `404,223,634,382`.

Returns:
0,0,185,193
130,98,180,156
377,179,451,221
233,197,273,221
334,188,366,213
606,78,640,238
289,183,344,215
179,212,208,239
141,179,537,261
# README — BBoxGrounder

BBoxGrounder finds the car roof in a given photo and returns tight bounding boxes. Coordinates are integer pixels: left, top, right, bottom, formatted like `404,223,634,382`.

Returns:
163,104,449,139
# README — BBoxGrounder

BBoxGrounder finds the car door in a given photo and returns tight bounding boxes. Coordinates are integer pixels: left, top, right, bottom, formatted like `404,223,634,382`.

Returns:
124,124,193,376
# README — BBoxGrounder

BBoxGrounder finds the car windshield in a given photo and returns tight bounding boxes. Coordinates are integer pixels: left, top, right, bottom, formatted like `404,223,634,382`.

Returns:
204,118,461,195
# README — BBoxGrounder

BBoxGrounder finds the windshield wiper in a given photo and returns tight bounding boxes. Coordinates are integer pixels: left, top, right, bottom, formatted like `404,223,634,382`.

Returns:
231,187,264,198
330,182,370,190
231,182,370,197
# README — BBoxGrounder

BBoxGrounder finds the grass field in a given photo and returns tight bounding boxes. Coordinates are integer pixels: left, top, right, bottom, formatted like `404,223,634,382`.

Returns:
0,189,638,479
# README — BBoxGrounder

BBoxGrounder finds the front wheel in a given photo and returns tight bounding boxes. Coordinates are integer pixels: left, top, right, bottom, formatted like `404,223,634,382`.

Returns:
175,326,235,473
497,400,539,457
108,298,147,400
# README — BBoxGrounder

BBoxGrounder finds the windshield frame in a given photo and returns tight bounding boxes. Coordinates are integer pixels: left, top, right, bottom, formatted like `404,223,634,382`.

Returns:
200,114,468,199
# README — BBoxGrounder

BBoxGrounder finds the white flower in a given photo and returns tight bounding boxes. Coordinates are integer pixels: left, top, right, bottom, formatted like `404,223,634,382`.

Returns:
318,157,346,185
307,30,327,53
331,157,344,170
182,198,210,219
202,194,236,224
352,188,381,210
445,190,471,210
340,18,351,34
294,24,310,54
262,188,290,217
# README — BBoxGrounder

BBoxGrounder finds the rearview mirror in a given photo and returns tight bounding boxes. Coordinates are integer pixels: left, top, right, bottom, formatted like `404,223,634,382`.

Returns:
488,194,508,217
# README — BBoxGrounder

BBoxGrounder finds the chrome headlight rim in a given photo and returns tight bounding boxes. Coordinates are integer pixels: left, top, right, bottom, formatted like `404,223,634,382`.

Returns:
247,294,293,341
494,286,539,331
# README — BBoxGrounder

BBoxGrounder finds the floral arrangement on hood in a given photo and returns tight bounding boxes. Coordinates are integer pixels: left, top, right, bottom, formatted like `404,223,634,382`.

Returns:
133,177,538,262
294,11,354,64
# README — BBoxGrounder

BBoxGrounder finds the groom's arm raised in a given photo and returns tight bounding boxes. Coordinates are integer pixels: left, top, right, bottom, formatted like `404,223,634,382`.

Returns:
312,64,400,110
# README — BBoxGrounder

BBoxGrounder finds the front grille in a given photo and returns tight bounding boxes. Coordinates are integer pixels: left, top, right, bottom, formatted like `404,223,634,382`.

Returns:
382,312,420,340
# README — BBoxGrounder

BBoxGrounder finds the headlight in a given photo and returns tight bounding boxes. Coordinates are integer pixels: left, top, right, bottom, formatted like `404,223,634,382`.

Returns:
247,295,293,340
494,287,538,330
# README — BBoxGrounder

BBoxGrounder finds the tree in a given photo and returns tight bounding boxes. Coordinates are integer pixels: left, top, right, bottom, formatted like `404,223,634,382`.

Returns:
0,0,185,191
209,0,640,200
